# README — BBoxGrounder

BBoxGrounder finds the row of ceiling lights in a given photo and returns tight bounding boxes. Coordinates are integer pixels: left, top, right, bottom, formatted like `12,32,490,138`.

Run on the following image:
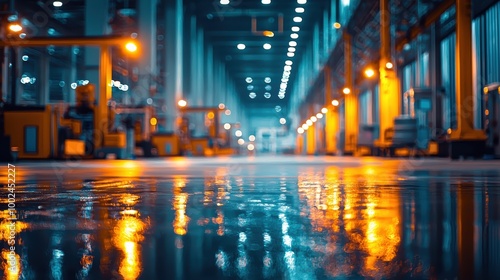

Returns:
245,77,273,99
278,0,307,100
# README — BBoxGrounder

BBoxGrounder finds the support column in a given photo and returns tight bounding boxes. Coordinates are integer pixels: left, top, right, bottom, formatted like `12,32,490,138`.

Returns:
306,120,316,155
138,0,157,103
448,0,486,159
325,66,337,155
344,32,358,154
39,54,50,105
164,0,183,132
84,0,109,91
94,46,112,152
378,0,400,145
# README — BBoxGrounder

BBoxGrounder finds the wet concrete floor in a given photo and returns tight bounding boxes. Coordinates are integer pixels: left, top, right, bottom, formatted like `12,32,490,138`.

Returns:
1,156,500,279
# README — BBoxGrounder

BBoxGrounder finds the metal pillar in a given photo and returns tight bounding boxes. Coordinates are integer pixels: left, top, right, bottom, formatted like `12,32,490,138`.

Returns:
450,0,485,140
325,66,337,155
39,54,50,105
344,32,358,154
164,0,183,132
84,0,109,89
94,46,112,151
138,0,157,103
378,0,400,145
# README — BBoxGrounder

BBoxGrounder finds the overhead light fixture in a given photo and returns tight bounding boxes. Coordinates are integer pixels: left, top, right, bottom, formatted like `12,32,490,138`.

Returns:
53,1,63,7
386,62,394,69
293,17,302,23
310,116,317,122
343,87,351,94
289,41,297,47
238,138,245,146
302,124,309,130
291,26,300,32
265,77,271,83
287,52,295,57
224,123,231,130
220,0,230,5
264,92,271,98
295,7,305,13
265,85,272,91
247,85,254,90
237,43,246,50
278,95,285,99
333,22,341,29
284,65,292,71
364,68,375,78
321,107,328,113
263,43,272,50
280,118,287,125
249,92,256,99
306,120,313,126
297,0,307,4
290,33,299,39
177,99,187,107
316,113,323,119
288,47,296,52
263,30,274,37
8,23,22,33
332,100,340,106
285,60,293,65
245,77,253,83
262,0,271,4
297,127,305,134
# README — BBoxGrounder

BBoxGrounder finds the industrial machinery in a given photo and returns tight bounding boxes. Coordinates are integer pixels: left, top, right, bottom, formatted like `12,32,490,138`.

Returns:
3,83,157,159
483,83,500,158
375,88,433,156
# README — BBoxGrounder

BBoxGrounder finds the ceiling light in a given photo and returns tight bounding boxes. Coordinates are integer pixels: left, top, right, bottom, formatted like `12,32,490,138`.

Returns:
224,123,231,130
386,62,394,69
249,92,256,99
343,87,351,94
237,43,246,50
290,33,299,39
288,47,296,52
364,68,375,78
280,84,287,89
284,65,292,71
262,0,271,4
297,127,305,134
247,85,254,90
220,0,230,5
235,130,242,137
291,26,300,32
265,85,272,91
289,41,297,47
237,139,244,146
280,118,287,125
53,1,63,7
278,95,285,99
265,77,271,83
297,0,307,4
310,116,317,122
333,22,341,29
306,120,313,126
302,124,309,130
249,135,256,141
332,100,340,106
285,60,293,65
316,113,323,119
295,7,305,13
275,105,282,112
263,43,272,50
287,52,295,57
264,92,271,98
263,30,274,37
321,107,328,113
245,77,253,83
293,17,302,23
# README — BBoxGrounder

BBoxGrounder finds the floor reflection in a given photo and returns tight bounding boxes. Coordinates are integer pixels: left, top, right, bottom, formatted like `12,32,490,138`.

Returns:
1,164,500,279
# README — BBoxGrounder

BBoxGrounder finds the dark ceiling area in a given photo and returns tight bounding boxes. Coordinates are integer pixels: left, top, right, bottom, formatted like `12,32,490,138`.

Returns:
189,0,329,107
4,0,328,109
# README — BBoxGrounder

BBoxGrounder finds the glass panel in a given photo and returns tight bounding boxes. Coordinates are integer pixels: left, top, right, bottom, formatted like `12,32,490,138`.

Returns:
25,126,38,153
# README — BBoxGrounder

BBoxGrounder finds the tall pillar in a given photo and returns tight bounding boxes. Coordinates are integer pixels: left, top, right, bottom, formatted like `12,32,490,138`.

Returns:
344,32,358,154
378,0,400,145
306,121,316,155
449,0,485,156
164,0,183,132
39,54,50,105
84,0,110,91
66,47,78,104
325,66,337,155
138,0,157,103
